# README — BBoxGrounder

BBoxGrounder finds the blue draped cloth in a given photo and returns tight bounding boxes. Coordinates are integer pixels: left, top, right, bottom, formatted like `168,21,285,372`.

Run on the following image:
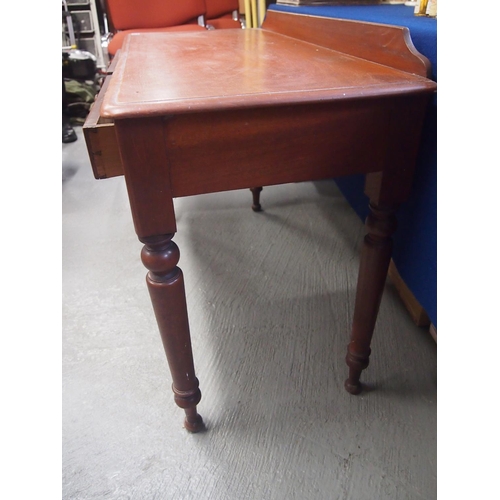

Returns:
269,4,438,326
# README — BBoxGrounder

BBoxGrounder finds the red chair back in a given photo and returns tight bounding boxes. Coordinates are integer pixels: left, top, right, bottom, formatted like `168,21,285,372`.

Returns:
204,0,239,20
106,0,206,31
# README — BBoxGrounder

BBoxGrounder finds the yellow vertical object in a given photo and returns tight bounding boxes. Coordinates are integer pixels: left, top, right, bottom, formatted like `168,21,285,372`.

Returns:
414,0,429,16
258,0,266,27
250,0,257,28
244,0,252,27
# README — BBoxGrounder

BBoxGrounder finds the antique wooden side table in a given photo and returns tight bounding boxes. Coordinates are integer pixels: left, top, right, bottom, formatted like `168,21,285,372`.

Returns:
84,11,436,432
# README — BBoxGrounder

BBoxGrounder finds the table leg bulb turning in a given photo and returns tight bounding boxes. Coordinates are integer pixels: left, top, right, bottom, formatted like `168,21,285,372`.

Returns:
345,202,398,395
140,233,204,432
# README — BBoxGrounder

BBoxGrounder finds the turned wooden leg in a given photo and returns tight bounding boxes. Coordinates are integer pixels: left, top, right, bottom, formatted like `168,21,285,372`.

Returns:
140,233,204,432
345,202,398,395
250,186,263,212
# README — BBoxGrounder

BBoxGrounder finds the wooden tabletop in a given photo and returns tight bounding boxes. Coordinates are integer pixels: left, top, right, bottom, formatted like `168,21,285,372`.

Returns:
101,28,436,120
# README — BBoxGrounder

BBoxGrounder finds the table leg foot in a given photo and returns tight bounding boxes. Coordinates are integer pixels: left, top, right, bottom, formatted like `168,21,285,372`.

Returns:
250,186,263,212
345,202,398,394
345,348,370,395
172,381,204,432
344,380,363,395
140,233,203,431
183,408,205,433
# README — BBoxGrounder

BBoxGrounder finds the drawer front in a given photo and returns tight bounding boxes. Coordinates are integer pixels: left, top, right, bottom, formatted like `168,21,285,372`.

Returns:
83,75,123,179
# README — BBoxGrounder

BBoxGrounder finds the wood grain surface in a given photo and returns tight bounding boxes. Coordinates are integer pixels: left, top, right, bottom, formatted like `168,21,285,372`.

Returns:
101,28,435,119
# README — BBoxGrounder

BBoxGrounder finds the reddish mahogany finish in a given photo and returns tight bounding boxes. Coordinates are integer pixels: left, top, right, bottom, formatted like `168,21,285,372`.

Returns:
84,11,436,430
141,233,204,432
101,29,434,119
345,202,398,394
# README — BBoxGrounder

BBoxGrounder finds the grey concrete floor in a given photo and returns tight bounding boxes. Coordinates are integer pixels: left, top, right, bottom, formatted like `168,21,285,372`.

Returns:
62,125,436,499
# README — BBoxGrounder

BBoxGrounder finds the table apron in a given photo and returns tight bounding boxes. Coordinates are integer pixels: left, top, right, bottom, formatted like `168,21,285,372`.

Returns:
161,95,427,198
